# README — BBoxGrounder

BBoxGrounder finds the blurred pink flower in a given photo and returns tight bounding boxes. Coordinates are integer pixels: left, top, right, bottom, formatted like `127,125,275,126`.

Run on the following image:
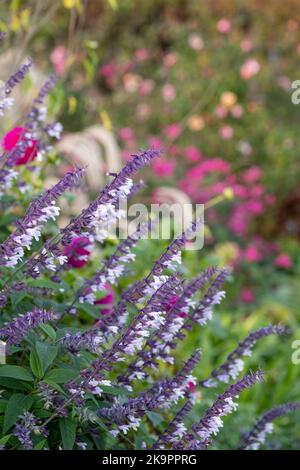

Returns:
184,146,202,162
243,166,262,184
217,18,231,34
240,58,260,80
123,73,140,93
100,62,117,79
229,216,248,236
153,158,176,177
250,185,264,198
148,136,163,150
200,158,231,174
275,254,292,269
232,184,249,198
119,127,134,141
162,83,176,102
215,105,228,119
164,123,182,140
247,200,264,215
241,288,254,303
94,284,115,317
163,52,177,67
188,33,204,50
139,79,154,96
168,144,179,156
136,103,151,120
63,236,92,269
2,127,38,166
240,38,253,52
135,48,150,61
50,45,67,76
219,125,234,140
244,245,262,262
231,104,244,118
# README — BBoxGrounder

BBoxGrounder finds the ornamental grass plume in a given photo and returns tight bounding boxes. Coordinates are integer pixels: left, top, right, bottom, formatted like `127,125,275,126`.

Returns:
0,36,296,450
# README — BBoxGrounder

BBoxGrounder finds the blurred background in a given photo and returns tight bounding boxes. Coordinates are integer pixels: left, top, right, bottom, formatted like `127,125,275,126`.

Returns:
0,0,300,448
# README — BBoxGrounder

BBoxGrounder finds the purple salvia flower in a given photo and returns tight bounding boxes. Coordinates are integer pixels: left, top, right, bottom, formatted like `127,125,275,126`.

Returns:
22,150,159,278
118,268,219,384
152,398,194,449
0,281,52,308
187,267,229,326
146,268,229,367
98,350,201,436
0,166,85,268
175,370,265,448
0,168,18,196
43,121,63,140
61,330,104,354
59,149,160,245
201,324,291,388
0,308,57,346
4,57,33,95
123,217,203,304
0,31,6,40
37,382,68,417
4,75,58,168
239,402,300,450
13,412,48,450
75,222,150,308
62,275,183,411
110,274,183,362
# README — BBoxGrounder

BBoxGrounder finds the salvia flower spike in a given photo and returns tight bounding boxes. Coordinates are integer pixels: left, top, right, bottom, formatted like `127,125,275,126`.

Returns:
239,402,300,450
201,324,291,387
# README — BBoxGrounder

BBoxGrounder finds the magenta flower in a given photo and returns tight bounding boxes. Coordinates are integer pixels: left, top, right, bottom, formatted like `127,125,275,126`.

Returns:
241,288,254,303
240,58,261,80
164,123,182,140
275,253,292,269
242,166,262,184
217,18,231,34
219,125,234,140
119,127,135,141
2,127,38,165
153,158,176,177
50,45,67,76
184,146,202,162
94,284,115,316
63,236,92,268
244,245,262,263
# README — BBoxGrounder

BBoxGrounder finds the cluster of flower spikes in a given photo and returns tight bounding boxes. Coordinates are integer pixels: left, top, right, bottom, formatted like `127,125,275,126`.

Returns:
0,36,297,447
0,147,296,450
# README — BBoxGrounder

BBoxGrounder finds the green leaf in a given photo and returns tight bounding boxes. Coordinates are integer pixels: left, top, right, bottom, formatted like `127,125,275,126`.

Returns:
30,342,58,378
34,439,47,450
59,418,76,450
30,349,43,379
27,279,61,290
39,324,56,341
0,399,8,413
0,365,34,381
10,291,28,307
0,434,11,445
42,379,65,395
100,385,131,396
76,302,101,319
44,368,78,384
3,394,34,433
0,377,30,391
146,411,164,426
